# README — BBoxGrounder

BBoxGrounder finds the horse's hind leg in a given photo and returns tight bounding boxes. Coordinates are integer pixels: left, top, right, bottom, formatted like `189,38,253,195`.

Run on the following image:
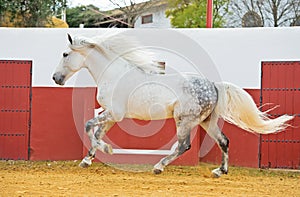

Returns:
79,110,115,168
153,117,196,174
200,114,229,178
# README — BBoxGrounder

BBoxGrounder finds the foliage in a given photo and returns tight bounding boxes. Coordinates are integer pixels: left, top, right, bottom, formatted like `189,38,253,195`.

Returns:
66,5,103,28
166,0,230,28
46,16,69,28
0,0,65,27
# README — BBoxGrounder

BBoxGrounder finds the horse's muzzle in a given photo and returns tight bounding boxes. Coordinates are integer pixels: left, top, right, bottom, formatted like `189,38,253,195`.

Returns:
52,72,65,85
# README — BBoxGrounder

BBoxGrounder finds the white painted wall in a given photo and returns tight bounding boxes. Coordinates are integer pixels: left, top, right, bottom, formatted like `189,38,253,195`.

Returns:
134,4,171,28
0,27,299,88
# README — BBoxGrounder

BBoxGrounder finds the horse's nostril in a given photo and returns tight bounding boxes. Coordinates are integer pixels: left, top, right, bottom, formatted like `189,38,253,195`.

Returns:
52,73,58,81
52,73,65,85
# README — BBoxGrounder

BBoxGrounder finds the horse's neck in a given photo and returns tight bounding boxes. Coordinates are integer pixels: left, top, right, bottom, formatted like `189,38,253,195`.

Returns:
85,49,137,86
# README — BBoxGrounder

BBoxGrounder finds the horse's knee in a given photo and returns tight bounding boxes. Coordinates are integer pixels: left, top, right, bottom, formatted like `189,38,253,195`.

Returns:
85,120,94,132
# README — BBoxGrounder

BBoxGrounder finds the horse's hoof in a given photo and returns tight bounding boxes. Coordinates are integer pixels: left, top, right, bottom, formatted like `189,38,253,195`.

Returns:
153,169,162,174
79,161,90,168
211,172,221,178
211,168,221,178
79,158,92,168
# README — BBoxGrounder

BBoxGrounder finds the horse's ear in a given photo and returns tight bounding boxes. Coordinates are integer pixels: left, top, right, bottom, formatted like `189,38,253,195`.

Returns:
67,34,73,45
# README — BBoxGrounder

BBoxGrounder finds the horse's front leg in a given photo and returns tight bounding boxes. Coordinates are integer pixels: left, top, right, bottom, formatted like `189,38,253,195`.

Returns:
79,110,115,168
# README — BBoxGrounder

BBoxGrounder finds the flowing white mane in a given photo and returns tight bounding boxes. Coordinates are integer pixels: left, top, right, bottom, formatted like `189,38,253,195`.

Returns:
71,33,165,74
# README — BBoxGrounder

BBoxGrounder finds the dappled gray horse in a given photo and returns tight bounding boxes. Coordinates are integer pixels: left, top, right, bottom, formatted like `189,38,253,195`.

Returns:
53,33,293,177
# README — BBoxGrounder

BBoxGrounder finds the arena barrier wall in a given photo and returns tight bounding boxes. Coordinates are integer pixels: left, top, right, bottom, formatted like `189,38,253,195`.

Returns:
260,61,300,169
0,60,32,160
29,87,261,167
30,87,84,160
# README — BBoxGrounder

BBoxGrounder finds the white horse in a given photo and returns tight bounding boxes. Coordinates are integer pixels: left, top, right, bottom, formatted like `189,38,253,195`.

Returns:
53,33,293,177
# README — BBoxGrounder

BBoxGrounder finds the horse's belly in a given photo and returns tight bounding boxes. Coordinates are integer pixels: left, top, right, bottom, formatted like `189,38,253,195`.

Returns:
126,85,177,120
127,102,174,120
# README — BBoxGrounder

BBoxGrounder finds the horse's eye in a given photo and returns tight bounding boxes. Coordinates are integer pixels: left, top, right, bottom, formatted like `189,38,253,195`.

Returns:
63,52,68,57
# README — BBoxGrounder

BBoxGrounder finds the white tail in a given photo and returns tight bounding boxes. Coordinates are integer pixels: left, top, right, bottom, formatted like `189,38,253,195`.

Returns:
214,82,294,134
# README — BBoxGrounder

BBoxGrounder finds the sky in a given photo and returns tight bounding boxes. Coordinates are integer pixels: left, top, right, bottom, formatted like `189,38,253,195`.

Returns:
68,0,149,10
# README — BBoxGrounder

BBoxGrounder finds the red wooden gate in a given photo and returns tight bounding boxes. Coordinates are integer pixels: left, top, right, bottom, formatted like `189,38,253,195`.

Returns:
0,60,32,160
260,61,300,169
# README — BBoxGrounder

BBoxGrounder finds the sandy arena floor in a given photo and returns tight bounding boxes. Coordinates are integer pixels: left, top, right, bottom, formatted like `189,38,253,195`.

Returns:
0,160,299,196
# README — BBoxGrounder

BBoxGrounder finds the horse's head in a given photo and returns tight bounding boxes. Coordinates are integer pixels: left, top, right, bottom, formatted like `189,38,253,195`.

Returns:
52,34,96,85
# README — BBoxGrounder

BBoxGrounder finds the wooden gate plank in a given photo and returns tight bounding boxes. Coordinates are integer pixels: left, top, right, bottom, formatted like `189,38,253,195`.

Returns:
0,60,32,160
260,61,300,169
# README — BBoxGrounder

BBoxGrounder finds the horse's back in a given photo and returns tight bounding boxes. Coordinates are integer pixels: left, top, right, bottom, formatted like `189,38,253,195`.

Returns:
125,73,217,122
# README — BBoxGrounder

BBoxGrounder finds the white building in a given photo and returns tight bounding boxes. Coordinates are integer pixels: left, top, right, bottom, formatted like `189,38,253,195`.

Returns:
99,0,171,28
134,0,171,28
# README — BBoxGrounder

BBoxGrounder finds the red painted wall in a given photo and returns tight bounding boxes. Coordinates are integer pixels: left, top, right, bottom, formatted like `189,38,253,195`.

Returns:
0,60,31,160
83,122,200,166
29,87,261,168
30,87,88,160
260,61,300,169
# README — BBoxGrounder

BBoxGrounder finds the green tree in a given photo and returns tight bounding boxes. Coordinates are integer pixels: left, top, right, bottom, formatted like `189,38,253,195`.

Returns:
166,0,230,28
0,0,65,27
66,5,103,28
